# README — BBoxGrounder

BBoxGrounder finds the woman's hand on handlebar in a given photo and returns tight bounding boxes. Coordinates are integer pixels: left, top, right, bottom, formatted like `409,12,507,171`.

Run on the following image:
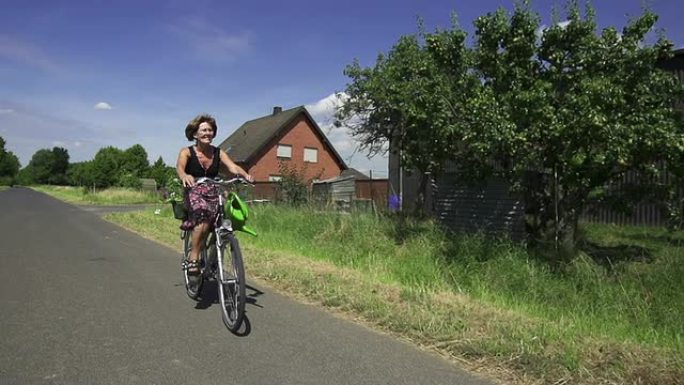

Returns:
243,174,254,183
181,174,195,187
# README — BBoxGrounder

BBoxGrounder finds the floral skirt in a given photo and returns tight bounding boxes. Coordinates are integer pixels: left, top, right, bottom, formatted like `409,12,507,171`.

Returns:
180,184,220,231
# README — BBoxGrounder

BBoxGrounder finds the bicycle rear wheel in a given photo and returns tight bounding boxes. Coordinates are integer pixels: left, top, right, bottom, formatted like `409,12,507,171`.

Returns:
182,230,203,300
217,234,246,331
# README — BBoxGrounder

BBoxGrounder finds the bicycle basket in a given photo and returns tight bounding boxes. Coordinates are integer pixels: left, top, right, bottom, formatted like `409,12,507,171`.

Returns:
171,200,187,220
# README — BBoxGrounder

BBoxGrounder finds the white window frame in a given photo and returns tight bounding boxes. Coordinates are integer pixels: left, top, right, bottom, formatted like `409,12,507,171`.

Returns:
303,147,318,163
268,175,282,182
277,144,292,159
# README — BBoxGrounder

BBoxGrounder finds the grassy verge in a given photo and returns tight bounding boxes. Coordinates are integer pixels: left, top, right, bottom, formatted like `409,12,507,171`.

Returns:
103,204,683,385
31,185,159,205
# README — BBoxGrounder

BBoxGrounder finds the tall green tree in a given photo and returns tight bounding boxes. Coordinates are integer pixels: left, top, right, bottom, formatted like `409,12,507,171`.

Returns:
50,147,70,184
121,144,149,177
337,27,485,208
91,146,123,188
28,149,54,183
337,2,684,258
21,147,70,185
0,136,21,185
67,161,95,187
470,4,683,256
147,156,175,188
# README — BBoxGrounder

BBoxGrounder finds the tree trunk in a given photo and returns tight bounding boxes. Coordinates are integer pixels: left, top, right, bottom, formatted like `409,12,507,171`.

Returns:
523,171,579,264
413,172,432,217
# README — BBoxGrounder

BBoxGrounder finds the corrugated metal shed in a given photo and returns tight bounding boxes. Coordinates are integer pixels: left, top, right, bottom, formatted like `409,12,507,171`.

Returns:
312,175,356,203
433,174,527,241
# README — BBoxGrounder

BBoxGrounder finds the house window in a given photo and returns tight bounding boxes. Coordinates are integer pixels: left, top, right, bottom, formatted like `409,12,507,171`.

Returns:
277,144,292,159
268,175,282,182
304,147,318,163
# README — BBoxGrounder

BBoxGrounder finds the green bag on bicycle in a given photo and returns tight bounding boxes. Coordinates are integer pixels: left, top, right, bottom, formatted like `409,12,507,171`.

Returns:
225,192,257,236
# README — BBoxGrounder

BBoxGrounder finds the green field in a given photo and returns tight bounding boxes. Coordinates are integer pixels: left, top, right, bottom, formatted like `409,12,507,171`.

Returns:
103,202,683,385
31,185,159,205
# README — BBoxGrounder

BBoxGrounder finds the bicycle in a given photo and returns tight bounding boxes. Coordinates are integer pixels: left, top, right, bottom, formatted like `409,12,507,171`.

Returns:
179,177,257,332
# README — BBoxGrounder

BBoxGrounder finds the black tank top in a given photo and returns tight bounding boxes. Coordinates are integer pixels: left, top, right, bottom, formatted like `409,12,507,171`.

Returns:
185,146,220,178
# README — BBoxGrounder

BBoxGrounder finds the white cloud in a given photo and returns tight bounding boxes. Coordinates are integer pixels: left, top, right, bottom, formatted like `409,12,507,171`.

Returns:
557,20,571,29
94,102,112,110
51,140,85,151
169,18,251,62
0,108,14,115
305,92,352,133
306,93,388,174
306,92,346,121
0,34,62,73
535,20,572,39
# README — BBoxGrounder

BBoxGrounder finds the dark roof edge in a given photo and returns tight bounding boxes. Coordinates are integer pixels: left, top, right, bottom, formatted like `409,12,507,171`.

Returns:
240,106,303,165
220,107,302,164
246,106,302,163
243,106,348,171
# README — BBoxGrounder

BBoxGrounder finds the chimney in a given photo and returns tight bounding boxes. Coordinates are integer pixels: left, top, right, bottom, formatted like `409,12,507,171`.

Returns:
272,106,282,115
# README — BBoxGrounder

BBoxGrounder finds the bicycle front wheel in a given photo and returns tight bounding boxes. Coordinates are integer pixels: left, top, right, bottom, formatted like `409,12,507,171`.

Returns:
217,233,246,331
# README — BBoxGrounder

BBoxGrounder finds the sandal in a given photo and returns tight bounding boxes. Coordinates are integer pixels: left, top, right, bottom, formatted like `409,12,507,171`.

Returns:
182,259,201,275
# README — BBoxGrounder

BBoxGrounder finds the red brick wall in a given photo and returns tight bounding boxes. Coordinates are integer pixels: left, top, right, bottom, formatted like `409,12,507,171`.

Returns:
247,114,344,182
355,179,389,209
251,181,279,200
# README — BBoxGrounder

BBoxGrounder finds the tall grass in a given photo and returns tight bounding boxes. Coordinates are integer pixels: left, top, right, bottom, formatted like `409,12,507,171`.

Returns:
105,203,682,384
243,205,683,353
245,205,447,287
32,185,159,205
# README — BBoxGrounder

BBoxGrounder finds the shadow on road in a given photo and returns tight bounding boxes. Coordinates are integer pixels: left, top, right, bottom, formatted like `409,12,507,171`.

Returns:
179,279,263,336
191,280,264,309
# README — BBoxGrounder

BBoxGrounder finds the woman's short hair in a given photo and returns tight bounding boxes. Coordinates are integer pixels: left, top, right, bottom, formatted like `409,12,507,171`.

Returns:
185,114,218,141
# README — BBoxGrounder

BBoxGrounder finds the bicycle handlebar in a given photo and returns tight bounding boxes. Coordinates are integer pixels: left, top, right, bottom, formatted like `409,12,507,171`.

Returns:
195,176,254,188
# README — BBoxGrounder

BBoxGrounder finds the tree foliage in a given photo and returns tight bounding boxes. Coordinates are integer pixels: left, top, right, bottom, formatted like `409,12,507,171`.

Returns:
91,146,123,188
0,137,20,185
18,143,161,190
121,144,149,177
276,162,319,206
20,147,70,185
67,161,95,187
147,156,176,188
336,2,684,258
85,144,152,188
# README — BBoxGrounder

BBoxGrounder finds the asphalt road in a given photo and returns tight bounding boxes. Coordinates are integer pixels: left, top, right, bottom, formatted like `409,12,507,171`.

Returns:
0,187,494,385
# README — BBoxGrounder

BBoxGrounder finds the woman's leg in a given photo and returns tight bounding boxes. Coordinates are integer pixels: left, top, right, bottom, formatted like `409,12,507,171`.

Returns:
187,222,211,272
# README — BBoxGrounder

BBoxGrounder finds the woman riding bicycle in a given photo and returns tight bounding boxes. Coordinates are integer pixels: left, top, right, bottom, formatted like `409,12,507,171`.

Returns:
176,114,253,278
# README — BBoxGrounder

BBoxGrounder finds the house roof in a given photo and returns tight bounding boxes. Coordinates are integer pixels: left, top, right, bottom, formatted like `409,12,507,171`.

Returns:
658,47,684,71
340,168,369,180
217,106,347,170
313,174,356,184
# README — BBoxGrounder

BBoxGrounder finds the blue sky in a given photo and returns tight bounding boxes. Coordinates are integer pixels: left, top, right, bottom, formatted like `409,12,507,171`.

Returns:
1,0,682,176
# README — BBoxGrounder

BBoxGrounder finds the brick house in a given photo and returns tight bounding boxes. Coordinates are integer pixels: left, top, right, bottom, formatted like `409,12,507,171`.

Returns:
217,106,347,183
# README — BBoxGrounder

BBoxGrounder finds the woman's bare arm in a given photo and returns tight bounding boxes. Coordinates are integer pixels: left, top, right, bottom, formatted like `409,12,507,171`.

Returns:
219,150,253,182
176,147,195,187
